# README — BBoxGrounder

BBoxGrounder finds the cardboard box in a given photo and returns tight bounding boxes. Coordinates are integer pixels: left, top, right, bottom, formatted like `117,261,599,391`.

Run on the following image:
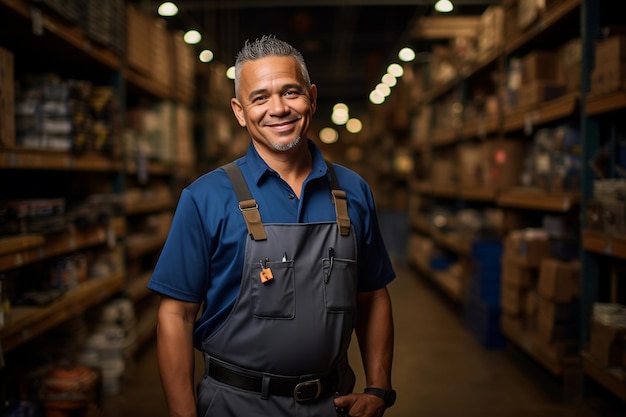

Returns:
537,258,580,302
504,229,552,266
588,320,626,368
596,36,626,66
518,80,566,108
126,4,153,76
502,257,537,287
0,47,14,147
457,142,486,188
501,284,527,316
591,60,626,95
485,139,528,189
517,0,545,31
478,5,504,54
522,50,560,83
536,297,579,342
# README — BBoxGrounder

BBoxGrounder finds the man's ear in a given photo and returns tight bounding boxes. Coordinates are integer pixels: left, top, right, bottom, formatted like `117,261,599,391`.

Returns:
231,98,247,127
309,84,318,114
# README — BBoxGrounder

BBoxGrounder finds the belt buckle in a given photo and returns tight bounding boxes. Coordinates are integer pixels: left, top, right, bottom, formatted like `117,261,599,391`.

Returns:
293,379,321,402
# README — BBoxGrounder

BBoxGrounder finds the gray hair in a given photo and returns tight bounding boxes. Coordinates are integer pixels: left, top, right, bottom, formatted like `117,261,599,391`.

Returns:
234,35,311,97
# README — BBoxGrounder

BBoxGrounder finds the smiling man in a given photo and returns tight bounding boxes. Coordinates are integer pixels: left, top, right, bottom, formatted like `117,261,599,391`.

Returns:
148,35,396,417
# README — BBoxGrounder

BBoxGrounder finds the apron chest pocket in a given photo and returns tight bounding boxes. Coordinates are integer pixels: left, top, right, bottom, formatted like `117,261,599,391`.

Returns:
251,260,295,319
322,257,357,312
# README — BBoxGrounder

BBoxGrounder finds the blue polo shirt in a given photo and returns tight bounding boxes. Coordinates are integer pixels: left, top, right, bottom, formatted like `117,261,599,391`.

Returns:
148,140,395,347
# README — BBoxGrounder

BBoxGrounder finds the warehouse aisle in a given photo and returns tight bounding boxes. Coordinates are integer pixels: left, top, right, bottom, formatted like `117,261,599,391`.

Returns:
103,261,616,417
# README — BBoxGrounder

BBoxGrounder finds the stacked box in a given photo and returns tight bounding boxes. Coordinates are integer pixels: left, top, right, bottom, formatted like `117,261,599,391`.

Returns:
504,229,552,267
477,5,504,57
84,0,125,54
485,139,528,189
150,18,174,93
172,34,196,104
126,4,153,76
592,36,626,95
176,104,195,166
501,257,537,317
588,303,626,368
0,47,14,147
558,37,582,93
517,50,565,108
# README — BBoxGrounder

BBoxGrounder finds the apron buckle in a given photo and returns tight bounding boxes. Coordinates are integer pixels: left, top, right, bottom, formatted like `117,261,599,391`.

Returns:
293,379,321,402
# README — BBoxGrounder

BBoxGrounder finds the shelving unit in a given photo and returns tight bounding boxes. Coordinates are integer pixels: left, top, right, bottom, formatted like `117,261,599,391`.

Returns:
0,0,198,405
407,0,587,389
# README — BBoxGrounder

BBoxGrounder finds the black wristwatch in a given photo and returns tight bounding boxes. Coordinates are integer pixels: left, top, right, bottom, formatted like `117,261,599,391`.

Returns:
364,387,397,408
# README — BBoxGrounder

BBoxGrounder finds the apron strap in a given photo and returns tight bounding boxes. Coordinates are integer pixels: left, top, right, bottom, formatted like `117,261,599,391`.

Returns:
325,161,351,236
222,160,351,238
222,162,267,241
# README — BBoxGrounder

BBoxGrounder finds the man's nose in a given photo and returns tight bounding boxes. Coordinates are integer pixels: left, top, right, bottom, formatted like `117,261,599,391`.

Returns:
268,95,289,115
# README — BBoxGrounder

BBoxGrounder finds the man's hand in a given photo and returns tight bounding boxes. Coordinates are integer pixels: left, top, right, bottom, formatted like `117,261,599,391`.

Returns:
334,392,386,417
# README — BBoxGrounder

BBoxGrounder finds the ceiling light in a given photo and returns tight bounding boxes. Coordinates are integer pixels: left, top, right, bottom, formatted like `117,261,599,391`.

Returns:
319,127,339,144
369,90,385,105
183,30,202,45
199,49,214,63
331,108,349,125
226,66,236,80
398,47,416,62
158,1,178,16
434,0,454,13
382,73,397,87
346,118,363,134
333,103,349,112
387,63,404,78
375,83,391,97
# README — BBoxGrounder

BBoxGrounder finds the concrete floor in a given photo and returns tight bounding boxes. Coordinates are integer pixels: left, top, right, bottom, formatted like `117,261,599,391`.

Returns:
102,261,622,417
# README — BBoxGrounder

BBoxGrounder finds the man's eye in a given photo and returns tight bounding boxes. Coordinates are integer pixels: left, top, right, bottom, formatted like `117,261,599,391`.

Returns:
252,96,267,102
284,90,300,97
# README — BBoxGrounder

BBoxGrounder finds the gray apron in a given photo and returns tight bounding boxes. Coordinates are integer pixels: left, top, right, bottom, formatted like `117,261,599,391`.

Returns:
197,162,357,417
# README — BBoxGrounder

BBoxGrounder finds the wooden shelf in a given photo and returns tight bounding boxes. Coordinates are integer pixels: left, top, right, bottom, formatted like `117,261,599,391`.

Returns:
0,222,120,273
125,271,153,302
497,187,579,212
504,0,581,55
125,67,173,100
126,234,167,260
0,270,124,353
501,315,579,376
586,91,626,116
0,0,120,70
125,199,175,216
0,148,122,171
409,256,463,303
582,350,626,402
503,93,579,133
126,160,175,176
582,230,626,260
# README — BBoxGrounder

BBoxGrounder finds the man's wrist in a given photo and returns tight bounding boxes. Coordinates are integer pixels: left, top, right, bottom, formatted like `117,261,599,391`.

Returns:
363,387,396,408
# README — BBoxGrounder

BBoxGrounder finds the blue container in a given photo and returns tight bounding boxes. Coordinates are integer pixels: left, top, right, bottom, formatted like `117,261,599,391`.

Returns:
464,298,506,349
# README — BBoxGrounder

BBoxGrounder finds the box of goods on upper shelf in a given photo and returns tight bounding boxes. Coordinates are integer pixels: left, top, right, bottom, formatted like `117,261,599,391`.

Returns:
591,34,626,96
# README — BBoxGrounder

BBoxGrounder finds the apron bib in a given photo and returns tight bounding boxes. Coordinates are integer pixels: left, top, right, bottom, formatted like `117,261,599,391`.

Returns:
197,163,357,417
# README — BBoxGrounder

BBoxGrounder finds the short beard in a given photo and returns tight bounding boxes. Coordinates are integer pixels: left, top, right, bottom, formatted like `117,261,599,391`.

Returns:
272,135,302,152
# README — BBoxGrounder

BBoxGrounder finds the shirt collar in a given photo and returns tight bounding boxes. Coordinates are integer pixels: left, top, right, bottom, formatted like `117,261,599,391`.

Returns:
244,139,329,186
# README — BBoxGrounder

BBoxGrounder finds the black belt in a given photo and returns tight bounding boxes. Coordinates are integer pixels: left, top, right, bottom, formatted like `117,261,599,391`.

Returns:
207,357,338,402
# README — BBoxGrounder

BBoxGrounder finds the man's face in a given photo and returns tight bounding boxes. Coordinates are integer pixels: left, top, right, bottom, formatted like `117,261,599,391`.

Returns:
231,56,317,154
